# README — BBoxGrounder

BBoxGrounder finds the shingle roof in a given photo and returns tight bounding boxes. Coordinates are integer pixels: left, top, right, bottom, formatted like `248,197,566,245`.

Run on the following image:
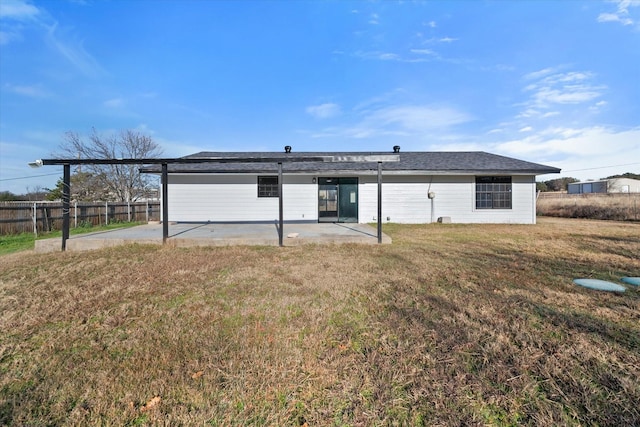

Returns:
141,151,560,175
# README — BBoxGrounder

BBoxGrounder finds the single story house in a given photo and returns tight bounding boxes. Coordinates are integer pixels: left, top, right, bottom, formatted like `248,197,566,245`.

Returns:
142,149,560,225
567,178,640,194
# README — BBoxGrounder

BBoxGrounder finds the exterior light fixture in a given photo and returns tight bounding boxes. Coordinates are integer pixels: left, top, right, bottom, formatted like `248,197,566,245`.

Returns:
28,159,43,168
312,177,316,184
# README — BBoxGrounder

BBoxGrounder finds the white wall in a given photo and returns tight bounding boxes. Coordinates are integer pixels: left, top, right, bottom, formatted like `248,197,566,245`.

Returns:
167,174,317,222
167,173,538,224
608,178,640,193
358,174,537,224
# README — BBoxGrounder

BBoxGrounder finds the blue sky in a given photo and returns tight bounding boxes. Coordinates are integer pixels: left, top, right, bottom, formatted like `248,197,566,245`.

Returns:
1,0,639,194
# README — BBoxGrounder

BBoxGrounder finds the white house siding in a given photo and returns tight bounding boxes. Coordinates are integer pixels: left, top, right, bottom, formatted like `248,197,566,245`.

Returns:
358,174,537,224
167,173,538,224
358,175,431,224
167,174,317,222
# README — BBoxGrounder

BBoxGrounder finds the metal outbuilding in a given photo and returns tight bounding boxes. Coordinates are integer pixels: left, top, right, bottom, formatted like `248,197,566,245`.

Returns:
567,178,640,194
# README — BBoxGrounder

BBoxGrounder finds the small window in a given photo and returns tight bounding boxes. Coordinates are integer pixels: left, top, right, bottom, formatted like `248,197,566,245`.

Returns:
476,176,512,209
258,176,279,198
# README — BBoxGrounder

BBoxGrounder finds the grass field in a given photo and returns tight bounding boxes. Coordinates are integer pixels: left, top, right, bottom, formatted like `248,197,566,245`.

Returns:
0,222,144,256
1,217,638,426
537,193,640,221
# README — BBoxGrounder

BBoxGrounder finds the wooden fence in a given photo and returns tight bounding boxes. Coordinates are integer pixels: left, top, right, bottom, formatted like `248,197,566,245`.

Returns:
0,201,161,235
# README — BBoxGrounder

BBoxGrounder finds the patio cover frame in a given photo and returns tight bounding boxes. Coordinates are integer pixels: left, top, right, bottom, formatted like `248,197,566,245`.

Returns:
30,155,398,250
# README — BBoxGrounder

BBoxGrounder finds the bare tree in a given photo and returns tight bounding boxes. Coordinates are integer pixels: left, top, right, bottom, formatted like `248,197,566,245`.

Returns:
58,129,163,202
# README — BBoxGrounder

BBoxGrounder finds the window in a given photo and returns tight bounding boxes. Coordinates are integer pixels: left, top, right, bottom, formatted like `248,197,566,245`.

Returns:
476,176,512,209
258,176,279,197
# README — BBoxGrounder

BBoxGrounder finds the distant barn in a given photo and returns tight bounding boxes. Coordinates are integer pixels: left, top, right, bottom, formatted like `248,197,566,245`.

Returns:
567,178,640,194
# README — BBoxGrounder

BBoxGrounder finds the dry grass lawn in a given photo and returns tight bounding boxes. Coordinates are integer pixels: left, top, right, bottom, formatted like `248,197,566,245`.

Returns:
537,193,640,221
1,217,639,426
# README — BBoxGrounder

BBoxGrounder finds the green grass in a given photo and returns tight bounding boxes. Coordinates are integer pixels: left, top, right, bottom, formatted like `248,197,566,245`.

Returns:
0,222,144,255
1,217,639,425
0,232,35,255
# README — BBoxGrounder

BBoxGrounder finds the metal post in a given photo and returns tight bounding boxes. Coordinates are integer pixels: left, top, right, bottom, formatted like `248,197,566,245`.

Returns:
278,162,283,247
33,202,37,237
62,164,70,251
162,163,168,244
377,161,382,244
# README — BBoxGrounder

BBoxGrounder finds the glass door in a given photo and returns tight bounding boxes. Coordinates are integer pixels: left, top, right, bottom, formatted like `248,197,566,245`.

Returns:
318,178,338,222
338,178,358,223
318,178,358,223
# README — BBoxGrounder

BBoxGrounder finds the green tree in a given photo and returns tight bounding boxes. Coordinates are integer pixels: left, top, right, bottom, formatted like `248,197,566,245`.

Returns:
0,191,21,201
543,177,579,192
604,172,640,180
47,171,108,201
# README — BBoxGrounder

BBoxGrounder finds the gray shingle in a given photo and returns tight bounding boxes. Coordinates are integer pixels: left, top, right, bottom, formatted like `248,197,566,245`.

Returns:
141,151,560,175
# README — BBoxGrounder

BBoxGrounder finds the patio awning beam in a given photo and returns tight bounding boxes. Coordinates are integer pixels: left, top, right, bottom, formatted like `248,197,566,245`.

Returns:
30,155,398,250
36,155,399,166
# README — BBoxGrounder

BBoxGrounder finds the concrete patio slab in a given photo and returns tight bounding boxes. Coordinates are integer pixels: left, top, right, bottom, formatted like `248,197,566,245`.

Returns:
35,222,391,252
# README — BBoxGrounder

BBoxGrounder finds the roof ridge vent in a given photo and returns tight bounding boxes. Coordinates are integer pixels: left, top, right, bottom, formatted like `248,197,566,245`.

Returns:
393,145,400,153
284,146,292,153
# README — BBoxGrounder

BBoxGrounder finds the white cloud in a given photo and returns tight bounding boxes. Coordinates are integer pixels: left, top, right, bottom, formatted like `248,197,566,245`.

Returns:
306,103,341,119
598,12,633,25
597,0,639,26
0,30,20,45
369,13,379,25
495,126,640,179
104,98,125,108
519,126,533,132
0,1,105,76
532,86,604,104
45,23,105,77
355,50,437,63
4,83,50,97
309,103,473,140
410,48,436,55
367,105,472,131
378,52,400,61
0,0,40,20
516,108,541,118
523,67,557,81
521,69,606,110
0,0,40,45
